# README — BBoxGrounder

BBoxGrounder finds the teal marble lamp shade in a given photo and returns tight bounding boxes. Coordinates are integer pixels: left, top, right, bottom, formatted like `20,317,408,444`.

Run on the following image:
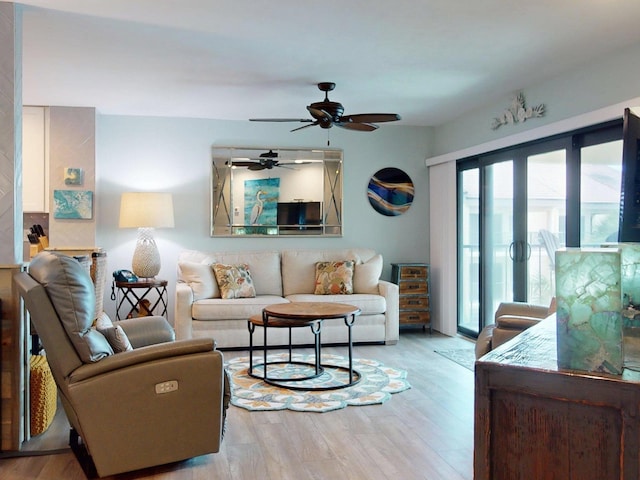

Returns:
555,248,623,375
604,242,640,329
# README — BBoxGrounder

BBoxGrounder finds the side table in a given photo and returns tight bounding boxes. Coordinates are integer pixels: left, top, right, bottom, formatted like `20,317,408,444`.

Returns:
113,279,168,320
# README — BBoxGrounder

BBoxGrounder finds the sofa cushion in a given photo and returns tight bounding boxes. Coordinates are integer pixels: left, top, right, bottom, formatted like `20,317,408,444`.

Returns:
285,294,386,316
282,249,373,296
212,264,256,299
353,254,383,294
179,250,282,296
192,295,289,321
314,260,355,294
29,251,113,363
178,261,218,299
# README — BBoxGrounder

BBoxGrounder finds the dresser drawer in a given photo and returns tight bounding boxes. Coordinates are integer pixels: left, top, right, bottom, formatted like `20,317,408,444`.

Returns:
399,296,429,310
399,311,431,325
399,281,427,295
399,265,428,279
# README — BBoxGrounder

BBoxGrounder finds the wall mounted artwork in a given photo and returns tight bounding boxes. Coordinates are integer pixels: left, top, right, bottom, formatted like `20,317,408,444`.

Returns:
367,167,414,216
64,167,84,185
491,92,545,130
53,190,93,219
244,178,280,226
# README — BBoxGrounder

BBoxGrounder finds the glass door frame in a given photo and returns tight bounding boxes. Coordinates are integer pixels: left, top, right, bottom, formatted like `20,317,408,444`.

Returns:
456,120,622,338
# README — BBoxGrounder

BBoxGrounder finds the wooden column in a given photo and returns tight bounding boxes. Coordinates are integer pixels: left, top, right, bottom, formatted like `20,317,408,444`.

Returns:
0,2,25,452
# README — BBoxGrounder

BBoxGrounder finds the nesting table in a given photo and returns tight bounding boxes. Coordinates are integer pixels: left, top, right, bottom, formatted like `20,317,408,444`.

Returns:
247,302,361,390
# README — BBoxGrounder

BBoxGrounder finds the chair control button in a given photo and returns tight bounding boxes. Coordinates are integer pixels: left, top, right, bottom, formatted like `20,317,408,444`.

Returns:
155,380,178,394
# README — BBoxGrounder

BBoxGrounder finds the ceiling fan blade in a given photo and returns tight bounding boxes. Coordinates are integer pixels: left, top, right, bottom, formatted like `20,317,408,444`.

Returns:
275,164,298,170
248,164,267,171
291,122,318,132
249,118,314,123
337,122,378,132
341,113,401,123
229,160,257,167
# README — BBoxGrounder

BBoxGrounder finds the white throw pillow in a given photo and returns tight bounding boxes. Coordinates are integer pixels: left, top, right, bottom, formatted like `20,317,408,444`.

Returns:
99,325,133,353
353,254,383,294
94,311,114,330
178,261,218,299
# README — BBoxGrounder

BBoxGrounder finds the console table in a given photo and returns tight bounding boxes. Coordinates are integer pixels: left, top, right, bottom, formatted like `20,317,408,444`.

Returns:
475,315,640,480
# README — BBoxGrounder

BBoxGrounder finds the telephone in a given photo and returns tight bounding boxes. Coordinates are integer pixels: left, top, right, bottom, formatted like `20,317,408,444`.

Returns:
113,269,138,283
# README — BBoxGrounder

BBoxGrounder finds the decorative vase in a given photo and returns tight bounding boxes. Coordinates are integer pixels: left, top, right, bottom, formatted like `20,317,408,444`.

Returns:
555,247,623,375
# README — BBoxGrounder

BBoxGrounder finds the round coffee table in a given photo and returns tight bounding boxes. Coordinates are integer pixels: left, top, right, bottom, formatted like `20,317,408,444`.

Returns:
247,302,361,390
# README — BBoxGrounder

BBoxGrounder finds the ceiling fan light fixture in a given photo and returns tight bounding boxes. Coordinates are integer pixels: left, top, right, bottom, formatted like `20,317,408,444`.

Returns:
250,82,401,134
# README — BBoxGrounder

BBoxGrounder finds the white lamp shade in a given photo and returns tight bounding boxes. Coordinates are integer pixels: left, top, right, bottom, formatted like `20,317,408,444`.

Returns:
119,192,175,228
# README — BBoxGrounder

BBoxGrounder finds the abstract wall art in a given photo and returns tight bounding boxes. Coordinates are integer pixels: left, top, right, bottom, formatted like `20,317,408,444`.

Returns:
367,167,414,216
53,190,93,219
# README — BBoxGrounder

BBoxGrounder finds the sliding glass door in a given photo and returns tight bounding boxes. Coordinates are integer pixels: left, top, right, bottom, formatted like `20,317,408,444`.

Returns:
457,121,622,337
458,146,567,337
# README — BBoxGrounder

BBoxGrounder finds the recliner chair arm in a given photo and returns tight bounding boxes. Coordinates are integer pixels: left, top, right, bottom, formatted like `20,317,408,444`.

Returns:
69,338,217,383
117,316,175,348
495,314,545,330
494,301,550,321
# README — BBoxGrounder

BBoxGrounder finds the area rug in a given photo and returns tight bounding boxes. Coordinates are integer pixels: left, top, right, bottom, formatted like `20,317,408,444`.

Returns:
435,348,476,371
226,353,411,413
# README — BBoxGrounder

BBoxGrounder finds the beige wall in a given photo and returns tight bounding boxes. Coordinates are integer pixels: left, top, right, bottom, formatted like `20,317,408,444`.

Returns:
47,106,97,248
0,2,22,264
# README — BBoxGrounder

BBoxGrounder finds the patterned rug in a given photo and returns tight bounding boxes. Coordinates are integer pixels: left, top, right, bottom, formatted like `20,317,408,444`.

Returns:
434,348,476,371
226,353,411,413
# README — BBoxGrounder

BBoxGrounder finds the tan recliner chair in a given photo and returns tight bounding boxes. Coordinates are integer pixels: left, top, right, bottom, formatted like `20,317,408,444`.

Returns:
15,251,230,478
475,299,555,359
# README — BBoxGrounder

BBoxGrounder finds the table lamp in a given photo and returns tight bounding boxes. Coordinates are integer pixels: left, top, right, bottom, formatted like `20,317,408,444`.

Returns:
555,247,623,375
119,192,175,278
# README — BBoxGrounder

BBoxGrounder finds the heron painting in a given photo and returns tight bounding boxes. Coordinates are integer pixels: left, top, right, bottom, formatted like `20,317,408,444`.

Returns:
244,178,279,226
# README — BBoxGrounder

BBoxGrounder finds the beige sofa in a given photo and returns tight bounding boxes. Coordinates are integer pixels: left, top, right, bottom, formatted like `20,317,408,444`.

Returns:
175,248,399,349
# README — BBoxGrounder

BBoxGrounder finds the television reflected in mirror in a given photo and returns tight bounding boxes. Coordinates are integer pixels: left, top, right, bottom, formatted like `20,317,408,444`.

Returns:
211,147,342,237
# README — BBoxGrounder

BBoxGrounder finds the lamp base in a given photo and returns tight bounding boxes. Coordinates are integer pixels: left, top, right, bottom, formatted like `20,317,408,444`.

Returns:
132,228,161,278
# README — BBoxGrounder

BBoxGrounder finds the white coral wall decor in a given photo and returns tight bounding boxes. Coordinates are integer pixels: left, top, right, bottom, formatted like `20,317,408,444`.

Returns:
491,92,545,130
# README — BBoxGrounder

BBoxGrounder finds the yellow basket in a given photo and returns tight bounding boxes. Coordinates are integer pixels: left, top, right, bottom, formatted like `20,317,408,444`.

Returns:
30,355,57,436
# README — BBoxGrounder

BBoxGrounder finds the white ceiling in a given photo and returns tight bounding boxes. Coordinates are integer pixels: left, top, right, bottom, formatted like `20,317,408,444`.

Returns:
15,0,640,127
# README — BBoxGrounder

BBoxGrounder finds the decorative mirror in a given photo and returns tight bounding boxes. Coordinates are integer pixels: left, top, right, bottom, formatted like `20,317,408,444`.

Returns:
211,146,343,236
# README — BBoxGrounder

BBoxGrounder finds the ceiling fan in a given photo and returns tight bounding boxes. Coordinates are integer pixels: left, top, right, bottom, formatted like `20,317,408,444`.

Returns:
228,149,296,170
250,82,402,133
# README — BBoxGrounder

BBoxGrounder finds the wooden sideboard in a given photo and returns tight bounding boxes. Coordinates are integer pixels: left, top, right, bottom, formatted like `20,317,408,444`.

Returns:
475,315,640,480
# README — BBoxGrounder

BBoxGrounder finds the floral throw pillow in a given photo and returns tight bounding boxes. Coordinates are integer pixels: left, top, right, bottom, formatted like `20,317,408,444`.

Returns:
212,263,257,299
314,260,355,295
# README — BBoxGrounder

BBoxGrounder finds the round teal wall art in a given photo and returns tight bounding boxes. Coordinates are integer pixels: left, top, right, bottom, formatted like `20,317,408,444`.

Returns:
367,167,414,216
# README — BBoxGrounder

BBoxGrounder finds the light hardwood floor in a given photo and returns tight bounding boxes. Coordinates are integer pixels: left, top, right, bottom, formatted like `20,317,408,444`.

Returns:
1,331,475,480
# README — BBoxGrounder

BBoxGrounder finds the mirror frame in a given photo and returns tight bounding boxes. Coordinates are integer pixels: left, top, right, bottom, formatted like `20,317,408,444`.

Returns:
210,146,343,237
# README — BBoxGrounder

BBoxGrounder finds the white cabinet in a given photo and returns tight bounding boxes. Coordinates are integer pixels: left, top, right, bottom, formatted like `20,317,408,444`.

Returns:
22,106,48,212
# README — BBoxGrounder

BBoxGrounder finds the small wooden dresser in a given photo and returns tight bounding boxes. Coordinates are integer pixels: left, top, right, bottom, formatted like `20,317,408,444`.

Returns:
391,263,431,333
